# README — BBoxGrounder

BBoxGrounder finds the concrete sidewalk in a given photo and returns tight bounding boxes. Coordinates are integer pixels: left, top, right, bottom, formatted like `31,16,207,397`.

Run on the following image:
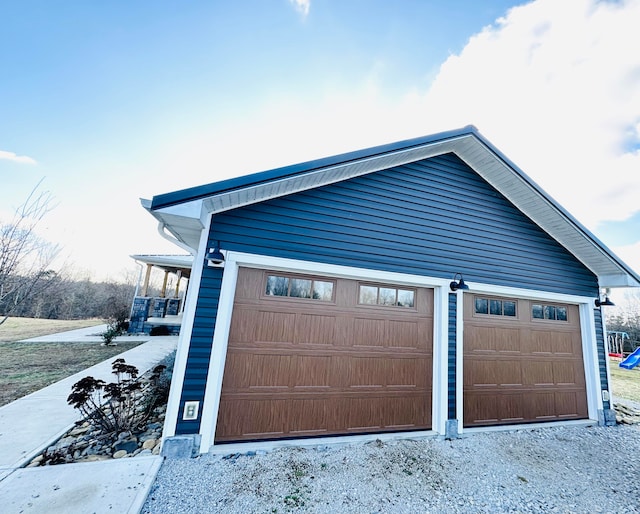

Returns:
0,328,178,513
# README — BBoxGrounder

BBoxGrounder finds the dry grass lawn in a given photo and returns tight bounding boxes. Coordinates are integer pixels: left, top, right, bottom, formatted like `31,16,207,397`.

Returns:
0,317,143,407
609,358,640,404
0,317,104,342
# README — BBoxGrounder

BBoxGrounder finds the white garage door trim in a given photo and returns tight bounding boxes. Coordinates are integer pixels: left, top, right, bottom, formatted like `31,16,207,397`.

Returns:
451,283,602,436
198,251,450,454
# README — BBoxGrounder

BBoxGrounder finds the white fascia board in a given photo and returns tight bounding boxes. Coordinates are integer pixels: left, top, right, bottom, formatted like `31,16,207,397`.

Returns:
153,198,204,220
597,275,640,288
200,139,463,216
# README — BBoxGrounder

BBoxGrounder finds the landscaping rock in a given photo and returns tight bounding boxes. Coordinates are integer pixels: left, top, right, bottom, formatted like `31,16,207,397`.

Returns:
113,450,128,459
143,438,157,450
114,439,139,454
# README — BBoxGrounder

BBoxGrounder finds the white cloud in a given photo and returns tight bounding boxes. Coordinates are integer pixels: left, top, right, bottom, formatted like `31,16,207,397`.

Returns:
0,149,37,165
289,0,310,18
414,0,640,230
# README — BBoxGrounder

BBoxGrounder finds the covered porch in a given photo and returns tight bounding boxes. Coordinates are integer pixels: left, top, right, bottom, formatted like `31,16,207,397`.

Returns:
129,254,193,334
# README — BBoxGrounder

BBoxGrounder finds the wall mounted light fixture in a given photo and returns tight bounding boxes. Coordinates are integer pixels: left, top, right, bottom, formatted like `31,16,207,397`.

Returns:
206,241,225,267
595,288,615,307
595,295,614,307
449,272,469,292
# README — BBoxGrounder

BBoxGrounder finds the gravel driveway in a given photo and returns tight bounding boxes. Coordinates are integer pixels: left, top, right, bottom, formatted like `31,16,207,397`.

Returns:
143,423,640,514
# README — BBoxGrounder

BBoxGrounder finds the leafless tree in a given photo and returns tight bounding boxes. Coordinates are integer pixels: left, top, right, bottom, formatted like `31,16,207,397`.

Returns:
0,181,60,325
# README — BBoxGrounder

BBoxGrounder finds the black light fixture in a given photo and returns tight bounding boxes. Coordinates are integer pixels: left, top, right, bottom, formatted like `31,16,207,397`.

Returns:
595,295,614,307
449,272,469,292
205,241,225,266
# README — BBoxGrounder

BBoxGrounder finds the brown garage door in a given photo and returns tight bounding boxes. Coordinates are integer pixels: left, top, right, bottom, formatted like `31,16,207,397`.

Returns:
463,294,588,427
215,267,433,442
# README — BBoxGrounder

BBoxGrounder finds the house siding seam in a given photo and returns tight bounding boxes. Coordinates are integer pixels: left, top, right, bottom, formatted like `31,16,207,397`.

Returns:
209,154,598,296
447,293,457,419
174,267,223,435
594,308,610,410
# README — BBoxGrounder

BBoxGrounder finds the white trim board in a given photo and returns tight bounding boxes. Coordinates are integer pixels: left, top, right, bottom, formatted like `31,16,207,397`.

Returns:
197,251,450,453
453,285,600,434
161,211,213,441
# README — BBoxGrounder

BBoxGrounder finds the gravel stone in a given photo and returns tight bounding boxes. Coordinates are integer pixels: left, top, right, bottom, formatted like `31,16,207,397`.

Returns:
142,424,640,514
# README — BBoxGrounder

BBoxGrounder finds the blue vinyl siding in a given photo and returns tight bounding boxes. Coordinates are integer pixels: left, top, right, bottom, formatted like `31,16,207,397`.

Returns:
175,267,223,434
174,153,600,434
212,154,598,295
448,293,458,419
594,308,610,409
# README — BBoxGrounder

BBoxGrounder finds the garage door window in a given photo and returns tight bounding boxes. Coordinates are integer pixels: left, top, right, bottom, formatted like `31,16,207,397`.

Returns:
532,303,568,321
265,274,334,301
358,284,415,308
474,297,517,317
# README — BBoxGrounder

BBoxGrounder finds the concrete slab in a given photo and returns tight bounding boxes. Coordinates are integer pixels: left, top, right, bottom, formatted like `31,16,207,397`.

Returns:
1,456,162,514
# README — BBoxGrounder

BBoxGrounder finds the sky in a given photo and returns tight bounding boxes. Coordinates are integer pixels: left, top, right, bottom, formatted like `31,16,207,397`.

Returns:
1,0,640,296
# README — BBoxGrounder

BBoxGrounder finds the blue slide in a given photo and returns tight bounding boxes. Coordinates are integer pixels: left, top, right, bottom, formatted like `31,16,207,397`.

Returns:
620,347,640,370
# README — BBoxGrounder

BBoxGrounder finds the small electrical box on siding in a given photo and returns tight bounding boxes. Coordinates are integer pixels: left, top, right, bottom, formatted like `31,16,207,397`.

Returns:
183,401,200,420
602,390,610,402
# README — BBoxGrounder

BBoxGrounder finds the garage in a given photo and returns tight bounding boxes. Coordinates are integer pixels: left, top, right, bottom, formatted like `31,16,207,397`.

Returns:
215,267,434,442
463,293,588,427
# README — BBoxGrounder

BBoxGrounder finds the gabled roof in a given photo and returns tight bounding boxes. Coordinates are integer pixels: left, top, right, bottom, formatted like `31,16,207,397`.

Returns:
144,126,640,288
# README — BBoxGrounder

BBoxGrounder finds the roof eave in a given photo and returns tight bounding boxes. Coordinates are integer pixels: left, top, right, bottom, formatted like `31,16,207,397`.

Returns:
145,128,640,289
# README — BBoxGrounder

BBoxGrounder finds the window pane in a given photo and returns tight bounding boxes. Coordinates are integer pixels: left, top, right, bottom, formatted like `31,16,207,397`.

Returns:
503,301,516,317
397,289,415,308
313,281,333,301
556,306,568,321
266,275,289,296
544,305,556,320
379,287,396,306
532,304,543,319
359,285,378,305
475,298,488,314
290,278,312,298
490,299,503,316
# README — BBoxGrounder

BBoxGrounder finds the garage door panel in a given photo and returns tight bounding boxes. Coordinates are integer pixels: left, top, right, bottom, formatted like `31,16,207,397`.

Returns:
294,314,336,345
223,351,292,390
528,392,557,420
388,357,431,388
217,399,286,440
289,399,330,435
216,268,433,442
523,361,554,386
228,306,256,343
293,355,331,388
552,360,583,387
353,318,387,347
464,359,523,388
466,326,521,353
256,311,296,343
464,393,498,425
464,294,587,427
555,391,588,418
465,392,527,425
345,395,430,432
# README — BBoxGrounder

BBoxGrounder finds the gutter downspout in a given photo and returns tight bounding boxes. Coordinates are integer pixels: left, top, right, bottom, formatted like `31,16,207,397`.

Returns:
157,222,197,255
